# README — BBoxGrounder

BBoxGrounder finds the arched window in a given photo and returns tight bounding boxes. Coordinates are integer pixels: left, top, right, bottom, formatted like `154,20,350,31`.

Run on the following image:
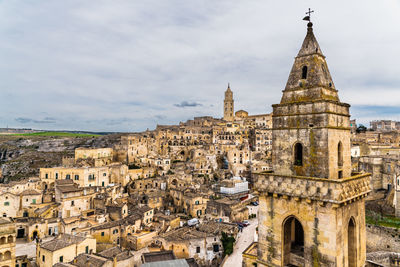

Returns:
338,141,343,167
302,66,308,79
294,143,303,166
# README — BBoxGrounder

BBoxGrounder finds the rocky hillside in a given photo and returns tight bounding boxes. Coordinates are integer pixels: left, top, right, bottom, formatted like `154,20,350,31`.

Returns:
0,134,122,182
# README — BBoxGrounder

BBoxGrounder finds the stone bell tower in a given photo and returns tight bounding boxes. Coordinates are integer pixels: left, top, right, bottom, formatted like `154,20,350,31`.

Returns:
223,84,234,121
272,18,351,180
243,14,371,267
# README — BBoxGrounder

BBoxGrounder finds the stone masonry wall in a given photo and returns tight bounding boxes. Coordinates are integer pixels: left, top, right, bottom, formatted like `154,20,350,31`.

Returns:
366,224,400,252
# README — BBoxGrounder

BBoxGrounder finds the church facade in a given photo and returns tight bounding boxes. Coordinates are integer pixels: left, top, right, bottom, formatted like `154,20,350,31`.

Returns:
242,20,371,267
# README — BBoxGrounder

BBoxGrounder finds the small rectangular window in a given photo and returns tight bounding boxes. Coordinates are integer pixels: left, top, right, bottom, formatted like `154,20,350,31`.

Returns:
4,202,9,206
59,256,63,262
196,246,201,253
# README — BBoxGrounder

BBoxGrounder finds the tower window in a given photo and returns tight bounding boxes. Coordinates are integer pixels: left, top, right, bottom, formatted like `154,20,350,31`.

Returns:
338,142,343,167
294,143,303,166
301,66,308,79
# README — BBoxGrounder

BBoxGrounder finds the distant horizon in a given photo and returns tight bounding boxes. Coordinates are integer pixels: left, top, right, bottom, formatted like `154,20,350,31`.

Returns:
0,115,388,134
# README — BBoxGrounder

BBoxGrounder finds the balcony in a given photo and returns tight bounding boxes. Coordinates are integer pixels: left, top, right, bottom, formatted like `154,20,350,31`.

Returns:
254,172,371,204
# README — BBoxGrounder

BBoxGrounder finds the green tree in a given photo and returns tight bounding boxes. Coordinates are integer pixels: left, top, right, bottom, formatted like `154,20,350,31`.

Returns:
356,124,367,133
221,231,236,255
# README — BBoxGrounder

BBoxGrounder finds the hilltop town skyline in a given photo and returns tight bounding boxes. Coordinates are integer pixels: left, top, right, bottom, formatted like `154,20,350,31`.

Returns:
0,3,399,267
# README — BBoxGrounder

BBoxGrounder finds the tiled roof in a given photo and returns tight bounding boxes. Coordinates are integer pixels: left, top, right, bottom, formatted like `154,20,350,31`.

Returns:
143,250,176,263
73,253,110,267
160,227,213,241
40,234,87,251
21,189,41,195
57,185,83,193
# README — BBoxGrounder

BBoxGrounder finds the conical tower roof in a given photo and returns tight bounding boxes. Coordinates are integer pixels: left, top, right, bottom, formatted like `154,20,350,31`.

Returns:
280,22,339,104
225,83,233,98
297,22,323,57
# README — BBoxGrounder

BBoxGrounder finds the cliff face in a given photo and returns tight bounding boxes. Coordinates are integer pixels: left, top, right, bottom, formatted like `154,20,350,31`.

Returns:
0,134,121,182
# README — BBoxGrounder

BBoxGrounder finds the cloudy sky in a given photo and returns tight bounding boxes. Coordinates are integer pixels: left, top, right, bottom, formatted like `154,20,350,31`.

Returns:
1,1,399,132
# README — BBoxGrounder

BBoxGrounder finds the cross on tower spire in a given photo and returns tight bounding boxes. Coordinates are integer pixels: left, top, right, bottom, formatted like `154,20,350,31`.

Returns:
303,8,314,22
306,8,314,18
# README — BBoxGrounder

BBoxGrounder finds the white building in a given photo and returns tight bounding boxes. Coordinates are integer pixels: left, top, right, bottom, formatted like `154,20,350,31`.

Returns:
220,177,249,195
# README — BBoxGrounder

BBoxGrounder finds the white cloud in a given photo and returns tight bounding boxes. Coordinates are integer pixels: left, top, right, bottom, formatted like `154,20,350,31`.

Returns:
0,0,399,131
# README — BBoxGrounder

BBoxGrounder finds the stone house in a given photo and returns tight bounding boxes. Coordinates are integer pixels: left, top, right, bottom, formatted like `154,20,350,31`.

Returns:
169,189,208,218
33,203,60,219
359,156,395,192
127,168,143,180
108,163,129,186
133,206,154,226
129,177,166,194
66,253,113,267
15,217,59,241
40,166,110,188
127,231,157,251
206,197,248,222
90,214,141,246
0,178,41,195
60,216,93,236
97,247,135,267
74,147,113,167
137,190,166,211
0,218,16,267
197,221,238,237
21,189,42,208
250,128,272,153
157,227,222,266
182,192,208,218
55,182,89,218
37,234,96,267
16,255,33,267
106,203,128,221
153,213,180,232
0,192,19,218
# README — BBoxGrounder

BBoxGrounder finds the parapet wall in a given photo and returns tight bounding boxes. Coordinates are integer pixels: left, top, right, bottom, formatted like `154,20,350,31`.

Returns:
254,172,371,203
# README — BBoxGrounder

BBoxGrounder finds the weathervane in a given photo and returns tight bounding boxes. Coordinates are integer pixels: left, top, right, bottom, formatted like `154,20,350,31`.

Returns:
303,8,314,22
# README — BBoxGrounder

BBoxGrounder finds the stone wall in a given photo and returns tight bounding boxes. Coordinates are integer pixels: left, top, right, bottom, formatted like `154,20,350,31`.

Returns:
367,252,400,267
366,224,400,252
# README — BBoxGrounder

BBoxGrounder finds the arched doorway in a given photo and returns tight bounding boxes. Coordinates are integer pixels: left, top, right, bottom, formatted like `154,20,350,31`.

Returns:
283,216,304,266
348,218,357,267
